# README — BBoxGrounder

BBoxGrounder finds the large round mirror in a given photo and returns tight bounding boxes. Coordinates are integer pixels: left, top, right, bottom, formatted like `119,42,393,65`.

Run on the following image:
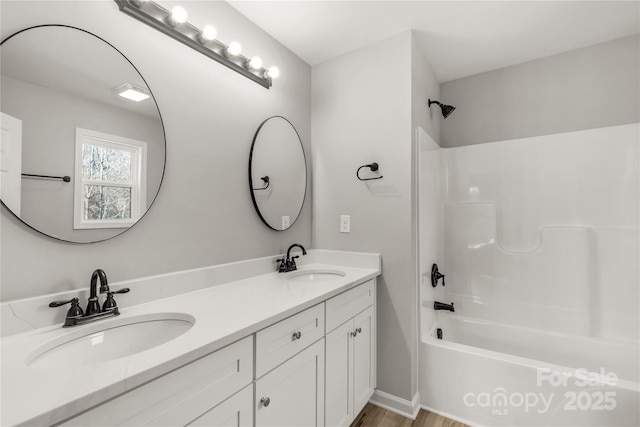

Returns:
249,116,306,231
0,25,165,243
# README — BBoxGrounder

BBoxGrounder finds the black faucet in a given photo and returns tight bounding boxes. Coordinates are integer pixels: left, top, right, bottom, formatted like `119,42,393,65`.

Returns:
87,268,109,315
277,243,307,272
434,301,455,312
49,269,130,327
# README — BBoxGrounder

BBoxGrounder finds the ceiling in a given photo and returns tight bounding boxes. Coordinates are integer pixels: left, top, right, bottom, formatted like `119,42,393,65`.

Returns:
227,0,640,82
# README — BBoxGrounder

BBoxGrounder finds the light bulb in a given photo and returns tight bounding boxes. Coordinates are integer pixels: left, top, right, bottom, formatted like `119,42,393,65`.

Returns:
131,0,147,7
225,41,242,57
199,25,217,43
248,56,263,70
167,5,188,26
266,66,280,79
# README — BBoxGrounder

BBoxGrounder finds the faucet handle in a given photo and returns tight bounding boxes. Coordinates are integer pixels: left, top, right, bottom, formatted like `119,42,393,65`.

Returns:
102,288,130,312
102,292,117,311
290,255,299,270
49,297,84,318
431,264,445,287
49,297,77,307
276,258,287,272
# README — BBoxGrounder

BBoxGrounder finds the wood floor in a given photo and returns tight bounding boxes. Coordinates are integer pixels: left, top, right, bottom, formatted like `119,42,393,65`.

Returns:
350,403,469,427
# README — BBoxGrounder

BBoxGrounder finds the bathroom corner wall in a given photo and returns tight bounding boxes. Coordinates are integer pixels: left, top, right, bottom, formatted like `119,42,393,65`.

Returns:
312,30,441,405
0,0,311,301
440,34,640,147
410,34,441,401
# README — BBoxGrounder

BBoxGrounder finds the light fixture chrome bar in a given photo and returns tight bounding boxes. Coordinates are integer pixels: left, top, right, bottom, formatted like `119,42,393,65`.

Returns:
114,0,272,89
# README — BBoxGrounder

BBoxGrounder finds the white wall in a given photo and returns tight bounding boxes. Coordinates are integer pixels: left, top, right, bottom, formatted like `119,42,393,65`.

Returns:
312,30,441,405
0,0,311,301
441,35,640,147
411,35,440,144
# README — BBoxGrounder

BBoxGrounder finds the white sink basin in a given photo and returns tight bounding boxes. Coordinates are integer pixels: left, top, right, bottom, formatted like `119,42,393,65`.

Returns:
286,269,346,282
25,312,194,369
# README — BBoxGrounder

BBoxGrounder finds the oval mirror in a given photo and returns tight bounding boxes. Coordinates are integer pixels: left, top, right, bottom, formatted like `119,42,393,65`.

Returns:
249,116,306,231
0,25,165,243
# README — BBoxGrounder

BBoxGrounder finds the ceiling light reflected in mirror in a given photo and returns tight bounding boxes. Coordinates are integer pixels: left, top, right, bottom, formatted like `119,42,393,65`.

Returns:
113,83,150,102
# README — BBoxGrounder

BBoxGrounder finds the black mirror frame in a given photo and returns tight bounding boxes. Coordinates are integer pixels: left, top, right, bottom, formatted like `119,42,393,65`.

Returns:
248,116,307,231
0,24,166,244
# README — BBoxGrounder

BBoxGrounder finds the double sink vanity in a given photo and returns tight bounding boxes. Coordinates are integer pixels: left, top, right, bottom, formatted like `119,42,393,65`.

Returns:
0,249,381,427
0,15,378,427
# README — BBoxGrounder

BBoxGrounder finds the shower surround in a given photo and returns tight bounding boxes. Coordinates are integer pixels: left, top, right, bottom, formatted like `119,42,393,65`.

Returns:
418,123,639,426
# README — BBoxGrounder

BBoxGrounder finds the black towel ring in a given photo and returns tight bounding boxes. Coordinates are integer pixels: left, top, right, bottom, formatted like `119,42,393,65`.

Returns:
357,163,383,181
252,176,270,190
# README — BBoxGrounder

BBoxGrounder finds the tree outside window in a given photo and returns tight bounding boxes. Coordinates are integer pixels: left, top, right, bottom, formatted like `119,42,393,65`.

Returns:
74,128,147,229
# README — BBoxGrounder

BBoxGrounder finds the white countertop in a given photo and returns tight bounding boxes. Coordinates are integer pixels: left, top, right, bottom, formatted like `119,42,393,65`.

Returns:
1,259,380,426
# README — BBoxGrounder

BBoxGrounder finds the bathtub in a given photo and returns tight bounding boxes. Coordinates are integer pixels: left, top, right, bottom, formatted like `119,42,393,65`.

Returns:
418,314,640,426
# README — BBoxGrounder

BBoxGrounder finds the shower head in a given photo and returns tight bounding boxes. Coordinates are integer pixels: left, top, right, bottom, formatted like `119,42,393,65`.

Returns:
428,99,456,119
440,104,456,118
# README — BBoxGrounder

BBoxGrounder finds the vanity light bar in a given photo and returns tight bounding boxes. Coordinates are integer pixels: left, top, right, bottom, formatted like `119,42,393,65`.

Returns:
114,0,276,89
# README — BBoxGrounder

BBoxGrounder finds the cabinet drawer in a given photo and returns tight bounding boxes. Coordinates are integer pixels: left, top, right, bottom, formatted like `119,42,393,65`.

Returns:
59,336,253,426
325,280,374,333
256,303,324,378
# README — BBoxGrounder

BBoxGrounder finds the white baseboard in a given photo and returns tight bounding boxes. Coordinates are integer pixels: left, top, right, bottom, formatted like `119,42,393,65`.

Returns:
369,389,420,420
420,403,479,427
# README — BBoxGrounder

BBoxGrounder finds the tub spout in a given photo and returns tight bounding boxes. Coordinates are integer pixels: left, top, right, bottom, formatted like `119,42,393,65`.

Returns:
434,301,455,312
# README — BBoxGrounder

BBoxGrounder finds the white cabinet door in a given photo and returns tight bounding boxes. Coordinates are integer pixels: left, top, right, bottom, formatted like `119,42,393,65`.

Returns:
255,339,325,427
188,384,253,427
325,306,375,426
325,321,353,427
352,306,375,415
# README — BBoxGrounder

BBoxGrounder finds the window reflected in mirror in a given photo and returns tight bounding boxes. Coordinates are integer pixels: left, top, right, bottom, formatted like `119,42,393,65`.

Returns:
0,25,165,243
74,128,147,229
